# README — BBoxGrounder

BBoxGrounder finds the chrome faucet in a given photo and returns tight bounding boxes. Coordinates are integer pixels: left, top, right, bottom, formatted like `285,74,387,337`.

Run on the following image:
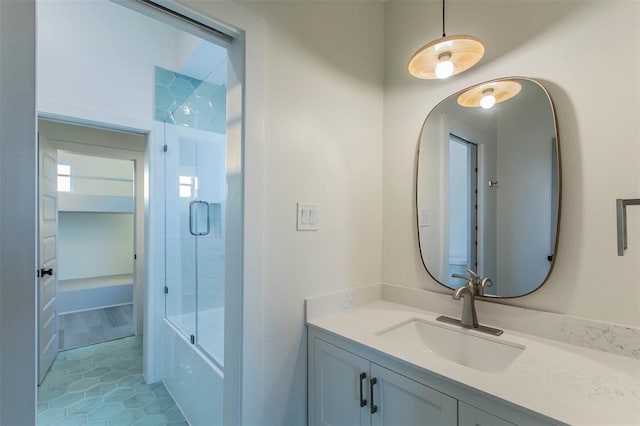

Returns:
453,286,478,328
436,269,504,336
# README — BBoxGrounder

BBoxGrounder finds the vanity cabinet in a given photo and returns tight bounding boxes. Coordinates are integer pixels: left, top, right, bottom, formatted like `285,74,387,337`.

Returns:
312,338,457,425
459,402,515,426
308,327,557,426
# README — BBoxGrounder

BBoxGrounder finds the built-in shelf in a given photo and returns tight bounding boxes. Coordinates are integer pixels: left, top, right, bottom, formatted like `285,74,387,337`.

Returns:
58,274,134,314
58,193,134,213
58,273,134,292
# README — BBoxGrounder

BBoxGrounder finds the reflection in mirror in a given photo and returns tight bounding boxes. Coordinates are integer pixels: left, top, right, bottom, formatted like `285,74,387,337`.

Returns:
416,77,560,298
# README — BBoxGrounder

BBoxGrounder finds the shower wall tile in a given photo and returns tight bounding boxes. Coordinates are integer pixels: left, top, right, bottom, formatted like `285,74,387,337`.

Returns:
154,66,226,134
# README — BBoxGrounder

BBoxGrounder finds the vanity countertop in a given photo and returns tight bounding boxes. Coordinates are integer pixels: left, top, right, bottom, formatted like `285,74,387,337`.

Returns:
307,300,640,425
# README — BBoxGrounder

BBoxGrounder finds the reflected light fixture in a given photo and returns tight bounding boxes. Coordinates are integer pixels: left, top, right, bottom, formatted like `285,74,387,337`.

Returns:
408,0,485,79
457,80,522,109
479,89,496,109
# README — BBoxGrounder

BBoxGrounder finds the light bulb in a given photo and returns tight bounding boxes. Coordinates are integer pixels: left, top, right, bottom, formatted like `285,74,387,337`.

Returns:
480,89,496,109
435,52,454,79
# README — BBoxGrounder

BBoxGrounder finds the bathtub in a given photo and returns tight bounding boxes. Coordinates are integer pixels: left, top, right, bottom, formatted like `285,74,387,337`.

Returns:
162,307,225,425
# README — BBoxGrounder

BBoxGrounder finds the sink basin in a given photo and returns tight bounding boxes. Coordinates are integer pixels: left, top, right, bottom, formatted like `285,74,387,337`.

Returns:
376,318,525,372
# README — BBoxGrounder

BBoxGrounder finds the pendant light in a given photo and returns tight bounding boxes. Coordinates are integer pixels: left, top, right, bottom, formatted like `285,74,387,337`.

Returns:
408,0,485,80
457,80,522,109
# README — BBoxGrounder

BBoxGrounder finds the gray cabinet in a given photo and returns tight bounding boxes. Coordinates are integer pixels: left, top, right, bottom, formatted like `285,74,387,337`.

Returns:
312,338,457,426
459,402,516,426
370,362,457,426
308,326,558,426
313,338,370,426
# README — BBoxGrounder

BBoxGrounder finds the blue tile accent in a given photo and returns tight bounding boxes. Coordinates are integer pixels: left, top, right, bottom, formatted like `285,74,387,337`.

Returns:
52,413,87,425
142,397,174,415
38,386,67,402
86,383,117,397
123,392,155,409
37,337,187,425
87,403,124,421
68,378,100,392
36,407,66,425
50,391,85,408
155,67,175,87
154,66,226,133
107,407,144,425
68,397,103,414
168,76,194,101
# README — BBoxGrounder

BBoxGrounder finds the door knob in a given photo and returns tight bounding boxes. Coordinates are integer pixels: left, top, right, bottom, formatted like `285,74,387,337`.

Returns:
38,268,53,277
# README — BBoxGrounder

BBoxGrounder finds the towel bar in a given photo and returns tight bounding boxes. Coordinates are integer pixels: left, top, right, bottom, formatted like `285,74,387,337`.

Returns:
616,198,640,256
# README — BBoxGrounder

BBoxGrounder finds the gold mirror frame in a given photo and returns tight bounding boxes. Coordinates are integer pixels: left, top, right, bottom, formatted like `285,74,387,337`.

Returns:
415,77,561,298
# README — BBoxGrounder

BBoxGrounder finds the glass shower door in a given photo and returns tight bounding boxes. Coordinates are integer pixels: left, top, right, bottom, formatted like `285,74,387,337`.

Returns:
193,130,226,367
164,122,226,369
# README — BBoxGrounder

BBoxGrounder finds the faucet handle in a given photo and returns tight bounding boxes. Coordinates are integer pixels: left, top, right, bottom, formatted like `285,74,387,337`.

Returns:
451,273,473,284
481,277,493,288
466,269,480,279
451,273,477,294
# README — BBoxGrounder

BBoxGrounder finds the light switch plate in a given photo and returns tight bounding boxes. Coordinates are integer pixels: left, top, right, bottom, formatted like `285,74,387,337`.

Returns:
297,202,319,231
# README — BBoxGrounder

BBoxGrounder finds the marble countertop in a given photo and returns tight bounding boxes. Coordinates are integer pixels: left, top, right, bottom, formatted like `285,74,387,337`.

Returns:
307,299,640,425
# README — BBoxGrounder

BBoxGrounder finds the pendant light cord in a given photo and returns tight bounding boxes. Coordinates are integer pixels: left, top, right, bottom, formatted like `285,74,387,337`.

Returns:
442,0,446,37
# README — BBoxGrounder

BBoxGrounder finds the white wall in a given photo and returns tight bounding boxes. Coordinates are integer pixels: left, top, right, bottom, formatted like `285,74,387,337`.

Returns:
383,1,640,327
184,2,385,423
246,4,384,423
58,213,134,280
0,0,37,423
37,0,203,122
417,112,446,279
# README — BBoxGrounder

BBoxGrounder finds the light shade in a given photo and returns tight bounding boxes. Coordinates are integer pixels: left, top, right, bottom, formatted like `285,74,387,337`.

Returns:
457,80,522,108
408,35,485,80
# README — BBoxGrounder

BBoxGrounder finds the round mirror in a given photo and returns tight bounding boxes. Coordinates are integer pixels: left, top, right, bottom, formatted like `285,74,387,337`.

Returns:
416,77,560,298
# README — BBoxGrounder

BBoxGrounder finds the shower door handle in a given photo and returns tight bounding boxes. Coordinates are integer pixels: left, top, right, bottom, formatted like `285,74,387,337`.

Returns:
189,201,210,236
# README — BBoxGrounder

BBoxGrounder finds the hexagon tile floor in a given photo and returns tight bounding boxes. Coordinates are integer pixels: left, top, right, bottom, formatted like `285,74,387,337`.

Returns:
37,336,188,425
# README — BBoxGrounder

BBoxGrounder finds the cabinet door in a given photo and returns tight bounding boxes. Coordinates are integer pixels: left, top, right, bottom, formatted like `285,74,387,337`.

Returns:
459,402,516,426
370,363,457,426
313,338,371,426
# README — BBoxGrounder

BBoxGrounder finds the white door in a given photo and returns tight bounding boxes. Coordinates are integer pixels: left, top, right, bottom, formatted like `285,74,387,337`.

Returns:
313,338,371,426
38,132,59,384
370,363,457,426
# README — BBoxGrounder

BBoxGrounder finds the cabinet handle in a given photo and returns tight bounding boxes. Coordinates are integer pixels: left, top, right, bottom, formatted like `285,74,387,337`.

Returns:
370,377,378,414
359,372,367,407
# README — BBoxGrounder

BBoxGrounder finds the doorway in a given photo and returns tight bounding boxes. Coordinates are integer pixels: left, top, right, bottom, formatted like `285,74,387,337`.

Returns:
56,152,135,352
37,119,146,383
448,134,478,285
36,0,240,424
2,0,261,422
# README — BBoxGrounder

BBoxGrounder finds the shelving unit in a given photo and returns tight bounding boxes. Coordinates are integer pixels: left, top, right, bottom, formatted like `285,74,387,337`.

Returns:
55,152,137,315
58,274,133,314
58,192,134,213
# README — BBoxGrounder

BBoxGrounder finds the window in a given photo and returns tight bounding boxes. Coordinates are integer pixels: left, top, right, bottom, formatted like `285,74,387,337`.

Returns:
179,175,198,198
57,164,71,192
